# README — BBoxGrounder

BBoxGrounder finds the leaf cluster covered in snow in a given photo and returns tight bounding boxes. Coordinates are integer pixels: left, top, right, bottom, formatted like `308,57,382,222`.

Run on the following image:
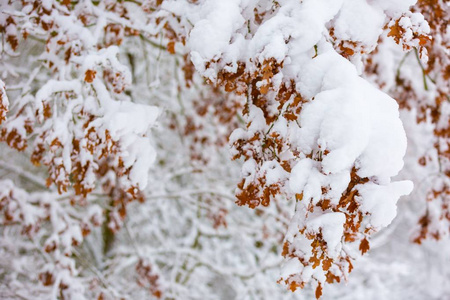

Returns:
0,0,448,299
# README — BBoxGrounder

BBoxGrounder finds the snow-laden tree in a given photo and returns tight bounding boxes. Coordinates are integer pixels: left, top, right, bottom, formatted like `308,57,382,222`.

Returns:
0,0,448,299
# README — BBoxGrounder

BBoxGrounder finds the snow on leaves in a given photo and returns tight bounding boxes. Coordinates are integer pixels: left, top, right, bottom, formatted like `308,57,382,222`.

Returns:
151,0,416,297
136,259,163,299
0,1,159,298
0,0,445,299
387,12,431,61
409,0,449,244
363,0,449,244
0,179,103,295
1,1,159,205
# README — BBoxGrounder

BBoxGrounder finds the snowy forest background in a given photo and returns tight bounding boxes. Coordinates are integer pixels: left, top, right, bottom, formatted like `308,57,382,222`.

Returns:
0,0,448,299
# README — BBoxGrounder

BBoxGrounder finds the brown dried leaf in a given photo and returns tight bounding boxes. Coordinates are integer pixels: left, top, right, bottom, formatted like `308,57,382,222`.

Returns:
85,69,97,83
167,41,176,54
359,237,370,255
315,282,323,299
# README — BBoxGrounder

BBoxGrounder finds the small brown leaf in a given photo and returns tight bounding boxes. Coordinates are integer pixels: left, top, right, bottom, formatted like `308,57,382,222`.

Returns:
322,258,332,271
282,241,290,257
418,35,430,46
289,280,300,292
85,69,96,83
315,282,322,299
359,237,370,255
167,41,176,54
387,21,403,42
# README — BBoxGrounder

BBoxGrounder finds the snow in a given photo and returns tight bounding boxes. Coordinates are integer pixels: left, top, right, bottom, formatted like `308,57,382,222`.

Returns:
35,80,82,120
333,0,385,49
358,180,414,228
260,161,282,185
2,0,442,299
188,1,416,288
367,0,417,15
189,0,245,77
288,46,412,209
306,212,346,258
280,257,303,279
104,101,159,139
289,158,315,194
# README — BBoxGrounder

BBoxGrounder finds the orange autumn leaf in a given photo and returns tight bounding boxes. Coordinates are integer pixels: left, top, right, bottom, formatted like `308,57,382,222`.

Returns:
167,41,176,54
84,70,97,83
289,281,300,292
315,283,323,299
359,237,370,255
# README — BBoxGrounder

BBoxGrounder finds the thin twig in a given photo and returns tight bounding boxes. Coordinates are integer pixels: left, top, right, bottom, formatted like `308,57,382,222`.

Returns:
0,161,47,189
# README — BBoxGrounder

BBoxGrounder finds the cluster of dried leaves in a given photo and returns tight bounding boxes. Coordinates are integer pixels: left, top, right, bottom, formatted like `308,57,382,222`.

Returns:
0,0,447,299
365,0,449,244
408,0,449,244
148,3,408,298
0,1,159,297
151,1,448,298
